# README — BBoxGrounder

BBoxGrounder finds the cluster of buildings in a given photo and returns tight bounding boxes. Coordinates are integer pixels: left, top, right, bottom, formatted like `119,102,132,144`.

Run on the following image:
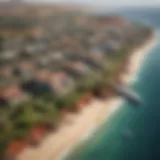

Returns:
0,6,153,160
0,13,146,108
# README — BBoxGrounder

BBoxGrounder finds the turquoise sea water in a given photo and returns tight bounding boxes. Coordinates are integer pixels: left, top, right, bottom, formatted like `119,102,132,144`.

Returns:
65,12,160,160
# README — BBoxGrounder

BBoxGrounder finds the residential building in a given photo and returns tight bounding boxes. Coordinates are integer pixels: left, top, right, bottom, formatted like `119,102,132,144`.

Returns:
48,72,75,95
0,85,30,107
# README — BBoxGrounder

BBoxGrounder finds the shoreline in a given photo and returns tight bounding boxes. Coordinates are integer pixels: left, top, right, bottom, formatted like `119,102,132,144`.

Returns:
18,33,156,160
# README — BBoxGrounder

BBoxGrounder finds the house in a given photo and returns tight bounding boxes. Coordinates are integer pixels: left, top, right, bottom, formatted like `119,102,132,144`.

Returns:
63,50,106,70
101,40,121,54
63,52,85,61
82,57,107,70
62,61,92,78
35,70,51,82
88,47,105,61
49,51,66,62
0,85,30,107
13,61,34,80
36,51,67,68
48,72,75,95
37,56,51,68
0,49,19,60
22,42,49,56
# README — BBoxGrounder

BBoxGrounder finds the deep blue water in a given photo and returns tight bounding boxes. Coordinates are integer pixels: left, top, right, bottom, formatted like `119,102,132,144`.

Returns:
65,10,160,160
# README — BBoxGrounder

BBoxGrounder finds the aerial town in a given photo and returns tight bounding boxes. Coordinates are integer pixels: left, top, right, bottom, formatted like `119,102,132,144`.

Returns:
0,1,153,160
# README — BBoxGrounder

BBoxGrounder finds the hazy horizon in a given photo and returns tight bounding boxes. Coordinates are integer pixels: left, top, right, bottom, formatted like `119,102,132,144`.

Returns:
23,0,160,7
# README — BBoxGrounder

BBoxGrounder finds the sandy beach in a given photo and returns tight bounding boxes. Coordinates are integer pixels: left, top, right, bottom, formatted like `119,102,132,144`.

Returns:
18,35,156,160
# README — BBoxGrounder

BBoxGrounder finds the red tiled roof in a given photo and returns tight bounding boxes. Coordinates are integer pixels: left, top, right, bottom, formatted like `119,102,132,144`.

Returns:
0,85,24,100
48,72,67,90
28,125,47,144
49,72,66,82
5,140,28,157
35,70,51,82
